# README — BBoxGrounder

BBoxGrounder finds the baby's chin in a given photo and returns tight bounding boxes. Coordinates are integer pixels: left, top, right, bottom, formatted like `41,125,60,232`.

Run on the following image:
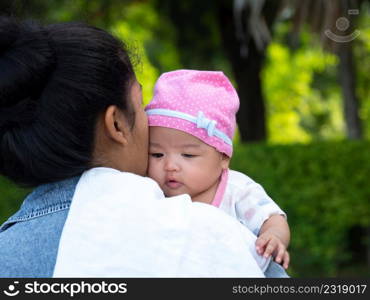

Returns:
163,187,191,198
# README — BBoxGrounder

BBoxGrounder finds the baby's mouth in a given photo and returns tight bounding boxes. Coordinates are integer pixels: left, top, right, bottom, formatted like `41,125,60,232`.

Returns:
165,179,183,189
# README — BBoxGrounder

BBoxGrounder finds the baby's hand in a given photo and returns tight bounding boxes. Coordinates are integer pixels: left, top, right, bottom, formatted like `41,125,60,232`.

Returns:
256,232,290,269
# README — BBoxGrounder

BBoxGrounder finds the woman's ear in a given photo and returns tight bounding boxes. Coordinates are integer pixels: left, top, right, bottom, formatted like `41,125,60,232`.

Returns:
104,105,130,146
221,153,230,170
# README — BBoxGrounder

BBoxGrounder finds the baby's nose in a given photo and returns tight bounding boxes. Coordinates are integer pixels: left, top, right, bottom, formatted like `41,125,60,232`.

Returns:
164,158,180,171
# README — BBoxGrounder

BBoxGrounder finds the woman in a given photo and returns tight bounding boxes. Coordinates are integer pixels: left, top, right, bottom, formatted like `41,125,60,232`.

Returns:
0,17,283,277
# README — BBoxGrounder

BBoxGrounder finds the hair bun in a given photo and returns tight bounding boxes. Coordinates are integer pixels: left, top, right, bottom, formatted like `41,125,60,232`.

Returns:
0,16,56,128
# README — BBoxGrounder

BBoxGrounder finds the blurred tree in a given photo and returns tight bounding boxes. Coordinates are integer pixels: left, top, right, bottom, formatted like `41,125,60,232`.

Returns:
153,0,369,142
2,0,369,141
218,0,281,142
288,0,370,270
263,27,342,144
289,0,367,139
153,0,283,142
0,0,50,19
0,0,142,28
355,11,370,139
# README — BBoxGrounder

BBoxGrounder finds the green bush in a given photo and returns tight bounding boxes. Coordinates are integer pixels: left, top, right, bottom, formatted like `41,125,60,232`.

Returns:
231,140,370,277
1,141,369,277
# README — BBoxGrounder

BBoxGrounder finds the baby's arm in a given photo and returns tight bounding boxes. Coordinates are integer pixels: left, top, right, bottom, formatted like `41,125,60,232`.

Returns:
231,172,290,268
256,214,290,269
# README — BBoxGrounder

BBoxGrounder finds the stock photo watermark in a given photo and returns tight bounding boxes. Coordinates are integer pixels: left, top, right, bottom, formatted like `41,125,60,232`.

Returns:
325,9,361,43
3,281,20,297
2,280,128,297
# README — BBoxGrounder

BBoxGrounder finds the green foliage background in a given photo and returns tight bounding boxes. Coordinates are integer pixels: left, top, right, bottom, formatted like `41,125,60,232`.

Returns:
231,141,370,277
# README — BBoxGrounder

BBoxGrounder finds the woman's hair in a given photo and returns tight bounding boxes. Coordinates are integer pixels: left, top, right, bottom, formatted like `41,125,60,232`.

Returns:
0,16,136,187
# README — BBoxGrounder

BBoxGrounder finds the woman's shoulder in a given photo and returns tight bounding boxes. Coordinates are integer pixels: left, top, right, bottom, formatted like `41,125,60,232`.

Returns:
0,175,79,232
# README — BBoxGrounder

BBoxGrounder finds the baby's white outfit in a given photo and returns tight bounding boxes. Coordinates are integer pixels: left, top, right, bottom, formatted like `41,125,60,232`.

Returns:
212,169,286,236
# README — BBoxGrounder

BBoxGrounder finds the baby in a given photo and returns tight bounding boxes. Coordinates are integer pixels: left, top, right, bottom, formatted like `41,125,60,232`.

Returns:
145,70,290,270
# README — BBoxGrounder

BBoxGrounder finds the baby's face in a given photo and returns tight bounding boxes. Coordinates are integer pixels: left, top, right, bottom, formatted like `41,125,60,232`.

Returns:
148,127,228,201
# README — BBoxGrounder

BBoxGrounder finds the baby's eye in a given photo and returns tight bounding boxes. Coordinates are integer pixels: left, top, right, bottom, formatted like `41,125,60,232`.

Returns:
182,154,197,158
150,153,163,158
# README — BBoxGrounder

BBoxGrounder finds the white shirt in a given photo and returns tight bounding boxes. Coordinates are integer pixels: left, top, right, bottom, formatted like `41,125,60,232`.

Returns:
53,167,270,277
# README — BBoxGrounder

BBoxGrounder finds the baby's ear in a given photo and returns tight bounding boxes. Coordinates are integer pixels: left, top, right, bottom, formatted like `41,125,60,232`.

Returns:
221,153,230,170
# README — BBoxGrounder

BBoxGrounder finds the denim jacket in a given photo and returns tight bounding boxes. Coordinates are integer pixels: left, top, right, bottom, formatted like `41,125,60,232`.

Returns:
0,176,79,277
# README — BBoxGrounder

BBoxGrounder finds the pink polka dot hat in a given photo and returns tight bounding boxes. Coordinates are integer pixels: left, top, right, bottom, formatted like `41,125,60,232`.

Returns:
145,69,240,157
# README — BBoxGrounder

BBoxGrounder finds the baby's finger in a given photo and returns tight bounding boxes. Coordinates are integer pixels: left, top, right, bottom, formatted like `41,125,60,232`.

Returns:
282,251,290,269
263,240,277,258
256,236,269,254
274,244,286,264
